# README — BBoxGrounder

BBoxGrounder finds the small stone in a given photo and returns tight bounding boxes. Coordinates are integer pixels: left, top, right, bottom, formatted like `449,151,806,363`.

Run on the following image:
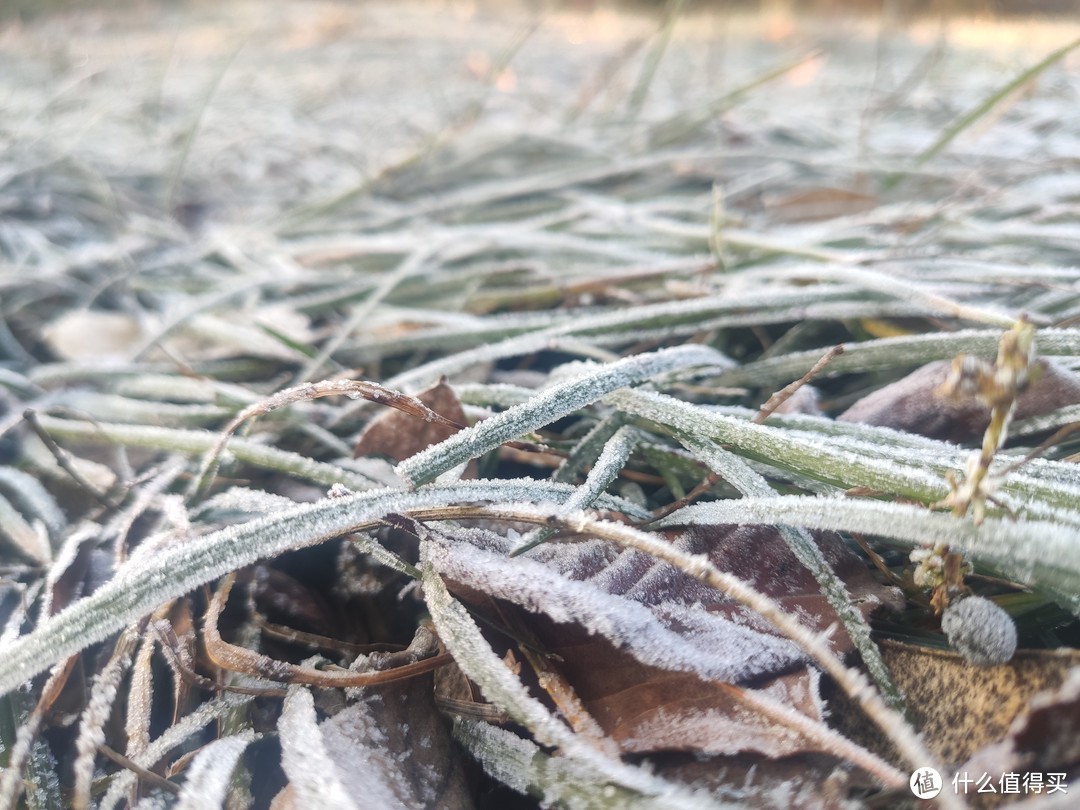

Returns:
941,596,1017,667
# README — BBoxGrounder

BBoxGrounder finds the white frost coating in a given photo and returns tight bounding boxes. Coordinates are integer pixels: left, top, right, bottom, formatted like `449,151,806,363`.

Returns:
0,479,643,698
32,414,381,493
675,436,893,704
382,289,815,393
756,425,1080,529
714,328,1009,387
607,388,950,500
317,700,437,808
279,688,362,810
515,425,639,552
175,731,257,810
97,695,251,810
565,426,639,510
741,265,1015,328
421,556,727,810
427,535,803,682
454,720,538,795
661,496,1080,614
72,627,139,810
767,422,1080,524
397,344,728,487
453,719,738,809
196,486,301,516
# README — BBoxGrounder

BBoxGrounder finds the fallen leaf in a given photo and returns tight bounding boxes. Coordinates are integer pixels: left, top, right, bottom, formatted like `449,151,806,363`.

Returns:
828,639,1080,766
677,524,904,653
424,522,901,758
958,666,1080,808
275,627,471,810
41,310,143,361
353,378,474,477
546,630,825,757
837,359,1080,442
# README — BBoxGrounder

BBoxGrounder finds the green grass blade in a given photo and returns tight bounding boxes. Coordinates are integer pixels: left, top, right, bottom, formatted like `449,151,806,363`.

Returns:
887,37,1080,187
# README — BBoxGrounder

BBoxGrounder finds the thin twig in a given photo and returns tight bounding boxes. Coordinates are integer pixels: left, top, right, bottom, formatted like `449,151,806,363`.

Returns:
23,408,121,508
754,344,844,424
98,744,182,796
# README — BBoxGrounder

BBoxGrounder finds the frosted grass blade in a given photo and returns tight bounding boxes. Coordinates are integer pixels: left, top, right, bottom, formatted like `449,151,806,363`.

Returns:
397,344,729,487
0,480,638,697
661,496,1080,614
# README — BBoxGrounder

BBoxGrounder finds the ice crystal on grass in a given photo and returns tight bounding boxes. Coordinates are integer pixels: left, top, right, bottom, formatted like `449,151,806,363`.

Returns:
673,436,901,708
451,719,725,810
663,496,1080,614
97,695,252,810
513,425,640,555
72,628,139,810
608,388,952,501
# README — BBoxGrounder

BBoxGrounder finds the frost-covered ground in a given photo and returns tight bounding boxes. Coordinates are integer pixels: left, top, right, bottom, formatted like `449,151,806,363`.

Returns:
2,3,1080,808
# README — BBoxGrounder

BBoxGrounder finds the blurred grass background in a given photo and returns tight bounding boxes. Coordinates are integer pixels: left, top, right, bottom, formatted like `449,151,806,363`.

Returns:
2,0,1079,22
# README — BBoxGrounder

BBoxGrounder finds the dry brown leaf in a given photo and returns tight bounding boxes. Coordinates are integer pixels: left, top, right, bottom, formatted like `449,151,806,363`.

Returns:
957,666,1080,807
831,639,1080,766
837,359,1080,442
517,525,899,759
353,378,474,477
429,521,901,762
677,524,904,654
541,626,824,757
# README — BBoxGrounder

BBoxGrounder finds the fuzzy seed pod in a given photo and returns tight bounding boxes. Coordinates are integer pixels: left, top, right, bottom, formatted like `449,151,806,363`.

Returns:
941,596,1017,667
